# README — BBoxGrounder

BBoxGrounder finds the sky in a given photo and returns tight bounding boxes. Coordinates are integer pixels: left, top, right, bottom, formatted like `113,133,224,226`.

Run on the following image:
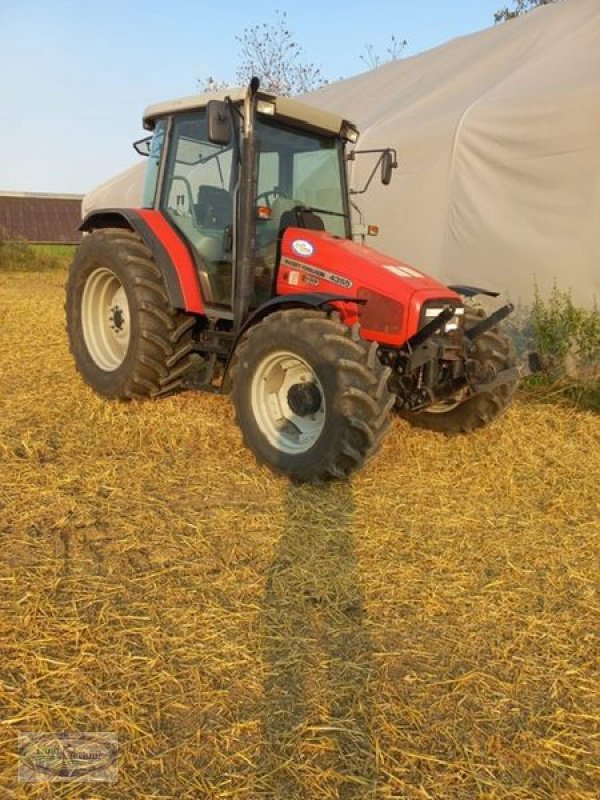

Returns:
0,0,502,195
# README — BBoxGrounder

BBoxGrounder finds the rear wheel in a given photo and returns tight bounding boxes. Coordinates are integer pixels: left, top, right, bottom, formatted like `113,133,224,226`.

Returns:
229,309,394,481
66,228,195,399
399,310,517,434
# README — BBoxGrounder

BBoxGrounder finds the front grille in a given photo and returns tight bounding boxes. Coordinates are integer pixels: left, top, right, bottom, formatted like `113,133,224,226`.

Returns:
357,287,403,335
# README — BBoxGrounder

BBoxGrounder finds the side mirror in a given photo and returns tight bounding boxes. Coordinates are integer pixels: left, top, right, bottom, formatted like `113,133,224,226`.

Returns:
207,100,231,146
381,150,396,186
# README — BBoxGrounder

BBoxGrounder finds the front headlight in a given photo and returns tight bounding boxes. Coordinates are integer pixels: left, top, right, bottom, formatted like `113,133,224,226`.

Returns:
423,305,465,332
341,122,360,144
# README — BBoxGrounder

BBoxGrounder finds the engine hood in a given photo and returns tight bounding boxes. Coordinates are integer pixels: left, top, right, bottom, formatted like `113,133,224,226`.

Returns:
277,228,462,344
279,229,459,295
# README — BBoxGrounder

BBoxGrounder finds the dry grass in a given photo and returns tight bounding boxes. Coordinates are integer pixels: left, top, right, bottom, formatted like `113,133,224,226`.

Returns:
0,239,74,273
0,270,599,799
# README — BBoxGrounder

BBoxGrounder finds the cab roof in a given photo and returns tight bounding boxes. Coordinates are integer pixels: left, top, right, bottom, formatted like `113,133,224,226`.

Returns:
143,88,357,139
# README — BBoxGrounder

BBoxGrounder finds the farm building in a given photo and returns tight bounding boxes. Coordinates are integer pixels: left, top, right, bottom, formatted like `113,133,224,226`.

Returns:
0,191,83,244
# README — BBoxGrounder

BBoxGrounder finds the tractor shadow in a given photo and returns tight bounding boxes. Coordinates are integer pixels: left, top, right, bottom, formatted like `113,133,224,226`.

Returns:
257,480,376,799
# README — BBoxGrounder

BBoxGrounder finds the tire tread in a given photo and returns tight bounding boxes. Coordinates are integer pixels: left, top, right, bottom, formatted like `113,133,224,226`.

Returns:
229,309,393,481
66,228,195,399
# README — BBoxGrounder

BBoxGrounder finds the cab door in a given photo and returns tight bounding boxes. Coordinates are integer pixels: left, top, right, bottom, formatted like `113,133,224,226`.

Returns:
160,112,235,307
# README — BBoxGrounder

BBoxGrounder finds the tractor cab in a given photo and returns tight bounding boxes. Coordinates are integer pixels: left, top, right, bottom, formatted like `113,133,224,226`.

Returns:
140,86,357,313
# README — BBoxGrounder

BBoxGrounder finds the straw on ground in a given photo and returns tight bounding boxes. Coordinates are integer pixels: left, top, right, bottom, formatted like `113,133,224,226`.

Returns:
0,270,598,799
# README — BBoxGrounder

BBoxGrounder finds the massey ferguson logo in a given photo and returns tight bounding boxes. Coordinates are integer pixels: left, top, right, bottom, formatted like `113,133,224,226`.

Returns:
291,239,315,258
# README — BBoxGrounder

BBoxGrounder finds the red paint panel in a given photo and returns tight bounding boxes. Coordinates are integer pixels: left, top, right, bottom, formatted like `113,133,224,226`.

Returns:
276,227,462,347
138,209,204,313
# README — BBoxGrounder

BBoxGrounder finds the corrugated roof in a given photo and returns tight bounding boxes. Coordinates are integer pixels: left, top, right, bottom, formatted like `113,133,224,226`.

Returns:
0,193,84,243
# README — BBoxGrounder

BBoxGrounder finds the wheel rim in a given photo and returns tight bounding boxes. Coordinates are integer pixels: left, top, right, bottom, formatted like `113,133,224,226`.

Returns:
81,268,131,372
250,351,326,454
424,398,463,414
424,382,470,414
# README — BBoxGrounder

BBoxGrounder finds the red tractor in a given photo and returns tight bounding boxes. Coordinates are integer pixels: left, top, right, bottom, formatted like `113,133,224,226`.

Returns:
66,79,518,481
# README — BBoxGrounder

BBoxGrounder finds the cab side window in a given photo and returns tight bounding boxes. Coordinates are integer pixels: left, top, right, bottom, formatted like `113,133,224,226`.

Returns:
142,120,166,208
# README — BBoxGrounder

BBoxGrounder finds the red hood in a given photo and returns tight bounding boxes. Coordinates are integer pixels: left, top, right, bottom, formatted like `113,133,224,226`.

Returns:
277,228,461,345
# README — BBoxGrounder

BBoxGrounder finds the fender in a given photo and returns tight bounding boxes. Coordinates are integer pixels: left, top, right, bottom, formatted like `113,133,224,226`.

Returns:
235,291,363,341
447,284,500,298
222,292,364,389
80,208,204,313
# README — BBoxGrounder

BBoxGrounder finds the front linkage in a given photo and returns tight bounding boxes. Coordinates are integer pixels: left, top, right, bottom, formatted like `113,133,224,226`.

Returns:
381,303,518,413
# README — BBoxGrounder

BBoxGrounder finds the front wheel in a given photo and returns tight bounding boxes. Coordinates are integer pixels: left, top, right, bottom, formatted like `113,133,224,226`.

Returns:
229,309,395,481
398,310,518,434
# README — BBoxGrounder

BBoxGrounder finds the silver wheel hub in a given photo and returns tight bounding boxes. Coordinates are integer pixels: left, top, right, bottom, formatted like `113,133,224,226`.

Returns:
251,351,325,454
425,386,469,414
81,268,131,371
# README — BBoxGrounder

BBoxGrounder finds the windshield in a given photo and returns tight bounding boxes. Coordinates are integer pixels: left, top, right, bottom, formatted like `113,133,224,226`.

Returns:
255,119,349,238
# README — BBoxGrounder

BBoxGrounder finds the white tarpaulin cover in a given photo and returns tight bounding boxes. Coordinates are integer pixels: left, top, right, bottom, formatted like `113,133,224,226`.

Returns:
84,0,600,306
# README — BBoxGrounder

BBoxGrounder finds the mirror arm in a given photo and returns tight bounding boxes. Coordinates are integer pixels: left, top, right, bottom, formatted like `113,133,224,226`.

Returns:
349,147,398,163
349,155,384,196
132,136,152,157
348,148,398,194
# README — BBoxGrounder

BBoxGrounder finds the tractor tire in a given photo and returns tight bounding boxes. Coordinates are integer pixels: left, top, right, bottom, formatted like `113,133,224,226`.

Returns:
66,228,195,399
229,309,395,481
399,309,517,434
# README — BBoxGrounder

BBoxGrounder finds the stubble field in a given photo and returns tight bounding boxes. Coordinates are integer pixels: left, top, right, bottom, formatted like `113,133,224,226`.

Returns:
0,270,599,799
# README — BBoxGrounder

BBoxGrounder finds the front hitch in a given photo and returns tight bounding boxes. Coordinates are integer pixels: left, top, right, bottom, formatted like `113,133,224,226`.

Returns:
388,302,518,411
465,303,514,342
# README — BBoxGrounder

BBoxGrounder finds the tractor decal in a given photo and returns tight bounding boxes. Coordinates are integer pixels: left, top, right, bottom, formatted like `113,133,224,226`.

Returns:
383,264,425,280
281,256,353,289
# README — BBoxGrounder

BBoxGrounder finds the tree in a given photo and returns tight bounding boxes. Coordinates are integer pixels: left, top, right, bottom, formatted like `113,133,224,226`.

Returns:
494,0,559,24
236,11,327,94
200,76,230,93
360,35,407,71
200,11,327,96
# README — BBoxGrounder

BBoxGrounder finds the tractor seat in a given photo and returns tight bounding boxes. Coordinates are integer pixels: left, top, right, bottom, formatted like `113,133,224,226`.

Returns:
269,196,298,231
255,199,325,282
195,185,232,229
278,207,325,234
267,196,324,235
